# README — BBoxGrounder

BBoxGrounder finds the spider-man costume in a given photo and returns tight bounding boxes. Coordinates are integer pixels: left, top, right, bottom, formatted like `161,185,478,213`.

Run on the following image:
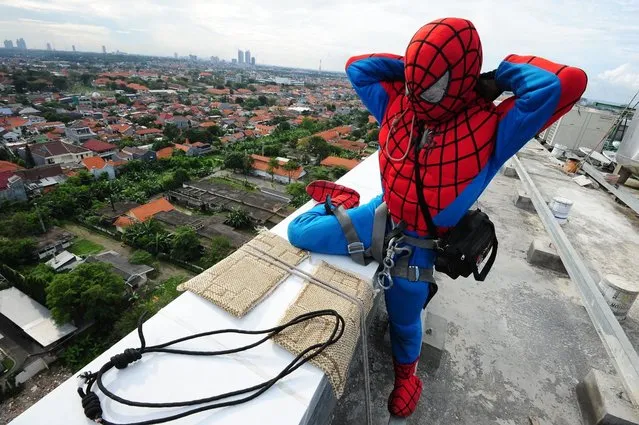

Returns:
288,17,587,417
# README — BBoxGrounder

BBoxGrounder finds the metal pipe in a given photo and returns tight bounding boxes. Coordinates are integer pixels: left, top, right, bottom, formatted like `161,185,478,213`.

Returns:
513,155,639,405
245,245,374,425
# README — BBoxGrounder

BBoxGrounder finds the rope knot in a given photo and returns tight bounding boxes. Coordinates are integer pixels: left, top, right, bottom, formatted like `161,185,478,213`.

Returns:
81,391,103,421
111,348,141,369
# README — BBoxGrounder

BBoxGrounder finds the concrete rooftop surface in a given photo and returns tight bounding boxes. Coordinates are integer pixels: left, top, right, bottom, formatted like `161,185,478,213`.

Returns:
9,143,639,425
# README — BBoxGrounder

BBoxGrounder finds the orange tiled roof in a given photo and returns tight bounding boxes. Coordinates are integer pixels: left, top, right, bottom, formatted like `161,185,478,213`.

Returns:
156,146,174,159
320,156,360,170
199,121,217,128
114,216,134,228
82,156,107,170
126,83,149,92
136,128,162,136
1,117,28,130
128,198,174,222
0,160,21,173
250,154,304,180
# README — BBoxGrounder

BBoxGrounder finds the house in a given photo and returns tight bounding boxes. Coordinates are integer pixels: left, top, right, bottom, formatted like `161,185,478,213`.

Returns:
109,123,135,136
82,156,116,180
0,172,27,202
135,128,163,140
174,141,212,156
166,116,190,129
114,197,175,232
86,251,154,288
0,287,77,349
82,139,118,159
30,141,93,166
0,117,29,136
126,83,149,93
64,123,97,144
34,227,75,259
14,164,67,193
155,146,174,159
313,125,353,143
45,250,83,272
320,156,360,171
333,139,367,153
250,154,305,184
95,201,140,224
2,131,19,142
121,146,156,161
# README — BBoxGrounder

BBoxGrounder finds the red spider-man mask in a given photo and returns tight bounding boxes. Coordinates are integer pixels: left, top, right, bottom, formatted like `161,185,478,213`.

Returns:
404,17,483,123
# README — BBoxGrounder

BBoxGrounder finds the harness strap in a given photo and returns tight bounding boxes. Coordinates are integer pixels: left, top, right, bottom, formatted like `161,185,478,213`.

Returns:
371,202,389,264
390,257,436,284
401,235,438,250
332,205,367,265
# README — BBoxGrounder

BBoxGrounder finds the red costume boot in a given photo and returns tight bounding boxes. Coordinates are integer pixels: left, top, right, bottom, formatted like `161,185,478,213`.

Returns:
388,359,422,418
306,180,360,210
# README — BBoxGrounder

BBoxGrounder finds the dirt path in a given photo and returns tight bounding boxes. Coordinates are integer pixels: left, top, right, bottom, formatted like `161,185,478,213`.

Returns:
62,224,195,282
0,365,72,424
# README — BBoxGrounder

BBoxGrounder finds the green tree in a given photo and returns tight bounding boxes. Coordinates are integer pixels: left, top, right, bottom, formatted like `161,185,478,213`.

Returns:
258,95,268,105
170,226,201,262
282,160,300,184
163,123,180,141
0,237,35,266
225,208,251,229
365,128,380,143
52,76,68,91
123,219,171,254
330,166,349,180
267,157,279,182
204,236,232,267
300,136,331,162
152,139,173,151
130,250,154,265
286,182,311,208
224,152,252,174
46,262,125,326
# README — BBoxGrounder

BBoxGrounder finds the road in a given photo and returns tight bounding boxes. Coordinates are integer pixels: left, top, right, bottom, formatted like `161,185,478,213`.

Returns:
62,223,194,282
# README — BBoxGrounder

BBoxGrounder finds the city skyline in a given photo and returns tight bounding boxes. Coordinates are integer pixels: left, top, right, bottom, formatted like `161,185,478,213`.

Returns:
0,0,639,102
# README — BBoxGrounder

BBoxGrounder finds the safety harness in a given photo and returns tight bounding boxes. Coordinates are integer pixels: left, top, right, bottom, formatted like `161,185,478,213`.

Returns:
327,126,499,290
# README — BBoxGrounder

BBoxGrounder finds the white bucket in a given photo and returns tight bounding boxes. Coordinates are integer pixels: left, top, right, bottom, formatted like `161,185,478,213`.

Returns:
551,144,567,158
597,274,639,321
548,196,573,225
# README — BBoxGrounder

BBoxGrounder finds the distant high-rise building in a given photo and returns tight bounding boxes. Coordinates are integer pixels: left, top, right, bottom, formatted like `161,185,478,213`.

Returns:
231,58,237,64
238,49,244,64
245,50,251,65
174,52,178,59
3,40,13,49
16,38,27,50
102,45,107,54
46,42,52,51
72,45,76,52
251,57,255,66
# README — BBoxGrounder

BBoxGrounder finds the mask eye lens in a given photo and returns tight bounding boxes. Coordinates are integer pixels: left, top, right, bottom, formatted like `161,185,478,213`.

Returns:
420,71,449,104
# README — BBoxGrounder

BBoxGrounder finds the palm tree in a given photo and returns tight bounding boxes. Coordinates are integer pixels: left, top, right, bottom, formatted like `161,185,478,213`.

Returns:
267,157,279,182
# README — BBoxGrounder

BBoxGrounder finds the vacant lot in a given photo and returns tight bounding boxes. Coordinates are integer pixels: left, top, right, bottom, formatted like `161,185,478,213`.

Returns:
67,238,104,256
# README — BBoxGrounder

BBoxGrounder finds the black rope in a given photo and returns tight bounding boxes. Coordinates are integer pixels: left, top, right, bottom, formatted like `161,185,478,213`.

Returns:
77,310,345,425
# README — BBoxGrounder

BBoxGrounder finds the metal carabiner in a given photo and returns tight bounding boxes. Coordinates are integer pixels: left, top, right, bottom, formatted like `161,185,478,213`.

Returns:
376,270,393,290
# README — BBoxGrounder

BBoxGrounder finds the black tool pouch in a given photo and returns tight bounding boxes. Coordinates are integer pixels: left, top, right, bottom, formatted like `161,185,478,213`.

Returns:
434,209,498,281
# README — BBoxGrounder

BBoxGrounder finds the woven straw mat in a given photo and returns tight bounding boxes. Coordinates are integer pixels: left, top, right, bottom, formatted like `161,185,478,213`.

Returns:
177,231,307,317
273,261,375,398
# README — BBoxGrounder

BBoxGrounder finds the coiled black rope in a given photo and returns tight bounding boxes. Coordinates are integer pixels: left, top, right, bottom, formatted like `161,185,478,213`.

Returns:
77,309,345,425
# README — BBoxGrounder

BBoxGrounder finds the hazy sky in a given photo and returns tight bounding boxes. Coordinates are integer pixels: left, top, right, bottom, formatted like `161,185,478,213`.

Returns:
1,0,639,103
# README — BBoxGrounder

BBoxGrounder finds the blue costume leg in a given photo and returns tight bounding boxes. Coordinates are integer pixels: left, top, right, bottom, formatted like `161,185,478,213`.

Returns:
385,245,435,363
288,195,383,254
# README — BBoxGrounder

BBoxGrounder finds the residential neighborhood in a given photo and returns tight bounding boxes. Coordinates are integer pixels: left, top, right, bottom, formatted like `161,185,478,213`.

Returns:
0,48,378,419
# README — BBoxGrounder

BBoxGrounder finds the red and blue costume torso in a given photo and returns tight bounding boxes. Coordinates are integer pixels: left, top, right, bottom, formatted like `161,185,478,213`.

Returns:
288,18,587,417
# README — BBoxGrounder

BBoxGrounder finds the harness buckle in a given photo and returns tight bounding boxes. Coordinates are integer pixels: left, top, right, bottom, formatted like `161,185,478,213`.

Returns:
408,266,420,282
347,242,365,255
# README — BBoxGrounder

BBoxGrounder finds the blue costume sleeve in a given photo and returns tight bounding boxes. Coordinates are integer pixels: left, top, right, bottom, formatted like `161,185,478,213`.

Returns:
345,54,405,124
493,55,587,165
288,195,384,255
